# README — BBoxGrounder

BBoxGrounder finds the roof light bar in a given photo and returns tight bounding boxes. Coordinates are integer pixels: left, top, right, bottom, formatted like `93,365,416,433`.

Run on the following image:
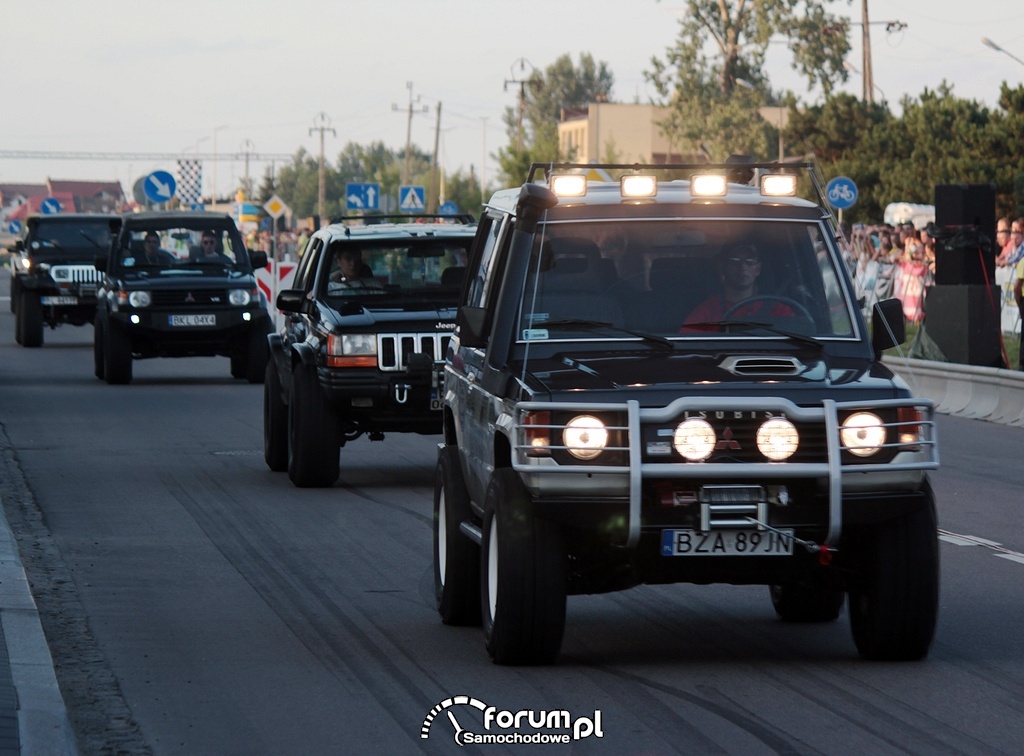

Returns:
620,174,657,198
691,174,727,197
550,174,587,197
761,174,798,197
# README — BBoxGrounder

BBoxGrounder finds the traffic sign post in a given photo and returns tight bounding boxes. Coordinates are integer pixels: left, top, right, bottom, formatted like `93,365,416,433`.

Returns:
346,183,380,211
144,170,177,205
825,176,858,223
40,197,62,215
438,201,458,216
7,220,22,235
399,185,426,212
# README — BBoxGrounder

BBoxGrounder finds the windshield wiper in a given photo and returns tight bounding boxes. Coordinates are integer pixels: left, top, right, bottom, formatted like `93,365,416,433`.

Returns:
78,230,105,250
541,319,675,349
683,320,821,348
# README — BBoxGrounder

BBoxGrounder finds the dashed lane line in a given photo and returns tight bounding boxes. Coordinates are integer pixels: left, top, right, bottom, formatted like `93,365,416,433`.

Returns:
939,529,1024,565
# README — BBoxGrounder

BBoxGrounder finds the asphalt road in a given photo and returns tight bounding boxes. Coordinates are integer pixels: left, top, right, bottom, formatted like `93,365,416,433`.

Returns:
2,275,1024,755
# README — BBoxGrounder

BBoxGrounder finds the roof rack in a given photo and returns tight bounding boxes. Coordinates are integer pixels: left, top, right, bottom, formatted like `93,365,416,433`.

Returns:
327,213,475,226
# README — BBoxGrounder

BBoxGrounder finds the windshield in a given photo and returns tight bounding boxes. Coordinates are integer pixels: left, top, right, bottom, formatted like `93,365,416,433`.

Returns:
322,237,470,304
516,219,856,343
119,225,248,270
28,220,112,256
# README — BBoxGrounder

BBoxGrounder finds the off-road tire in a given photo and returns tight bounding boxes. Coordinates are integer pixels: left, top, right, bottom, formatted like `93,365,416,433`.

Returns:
434,445,480,625
16,291,43,348
103,321,133,385
287,360,340,488
93,315,106,379
263,358,288,472
244,329,269,384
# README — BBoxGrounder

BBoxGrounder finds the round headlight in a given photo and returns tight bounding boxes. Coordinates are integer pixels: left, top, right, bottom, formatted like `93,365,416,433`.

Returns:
756,417,799,461
229,288,252,306
841,412,885,457
562,415,608,460
128,290,151,308
673,418,716,461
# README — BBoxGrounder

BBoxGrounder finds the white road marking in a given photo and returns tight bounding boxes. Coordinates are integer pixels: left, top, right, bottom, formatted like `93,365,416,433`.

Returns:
939,529,1024,565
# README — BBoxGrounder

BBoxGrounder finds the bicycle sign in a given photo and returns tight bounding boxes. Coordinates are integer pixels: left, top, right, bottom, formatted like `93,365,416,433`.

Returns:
825,176,858,210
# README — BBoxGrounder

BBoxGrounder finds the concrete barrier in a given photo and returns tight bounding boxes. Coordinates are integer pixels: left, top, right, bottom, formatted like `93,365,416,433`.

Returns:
884,356,1024,427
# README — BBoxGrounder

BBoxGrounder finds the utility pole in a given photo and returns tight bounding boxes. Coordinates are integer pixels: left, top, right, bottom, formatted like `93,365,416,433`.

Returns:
861,0,873,104
393,82,428,186
428,102,442,213
504,58,534,152
241,139,256,201
309,112,335,228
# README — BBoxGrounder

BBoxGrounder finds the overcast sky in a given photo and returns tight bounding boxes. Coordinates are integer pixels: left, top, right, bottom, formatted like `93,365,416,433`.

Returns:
1,0,1021,200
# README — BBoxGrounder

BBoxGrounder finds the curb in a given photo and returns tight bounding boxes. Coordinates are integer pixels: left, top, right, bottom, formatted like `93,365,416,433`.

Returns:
884,356,1024,427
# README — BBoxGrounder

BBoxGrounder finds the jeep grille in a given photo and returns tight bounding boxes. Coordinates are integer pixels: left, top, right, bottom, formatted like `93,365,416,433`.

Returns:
377,333,452,371
50,264,102,285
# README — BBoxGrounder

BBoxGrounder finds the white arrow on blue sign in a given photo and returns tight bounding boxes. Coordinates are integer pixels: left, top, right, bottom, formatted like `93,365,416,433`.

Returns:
7,220,23,234
40,197,62,214
399,185,425,212
825,176,858,210
346,183,380,211
144,170,177,203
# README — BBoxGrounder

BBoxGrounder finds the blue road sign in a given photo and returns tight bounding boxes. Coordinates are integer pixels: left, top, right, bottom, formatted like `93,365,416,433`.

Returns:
7,220,23,234
825,176,858,210
144,170,177,204
189,202,206,212
438,201,458,216
399,185,426,212
40,197,62,215
346,183,380,211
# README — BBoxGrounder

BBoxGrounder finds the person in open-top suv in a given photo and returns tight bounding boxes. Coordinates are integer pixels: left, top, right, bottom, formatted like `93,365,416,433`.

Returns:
9,213,116,347
434,161,940,665
264,213,477,488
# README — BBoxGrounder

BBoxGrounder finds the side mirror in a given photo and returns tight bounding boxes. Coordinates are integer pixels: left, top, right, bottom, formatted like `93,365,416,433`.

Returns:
456,305,488,349
249,249,269,269
275,288,306,314
871,298,905,358
14,239,25,252
94,255,108,272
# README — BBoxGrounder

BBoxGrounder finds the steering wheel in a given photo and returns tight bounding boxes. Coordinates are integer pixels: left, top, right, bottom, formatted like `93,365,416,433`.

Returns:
721,295,816,331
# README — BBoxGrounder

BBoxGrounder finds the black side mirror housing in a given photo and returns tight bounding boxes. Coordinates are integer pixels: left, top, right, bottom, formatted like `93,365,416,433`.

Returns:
456,306,488,349
249,250,269,269
871,298,906,358
275,289,306,314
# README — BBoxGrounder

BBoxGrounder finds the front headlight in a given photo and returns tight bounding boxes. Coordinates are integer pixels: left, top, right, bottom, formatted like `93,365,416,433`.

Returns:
562,415,607,460
128,291,151,308
229,288,252,306
756,417,799,461
840,412,886,457
326,333,377,367
674,418,716,461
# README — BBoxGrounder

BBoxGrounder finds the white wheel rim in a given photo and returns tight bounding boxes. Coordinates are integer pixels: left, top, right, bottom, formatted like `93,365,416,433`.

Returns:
487,517,499,620
437,490,447,587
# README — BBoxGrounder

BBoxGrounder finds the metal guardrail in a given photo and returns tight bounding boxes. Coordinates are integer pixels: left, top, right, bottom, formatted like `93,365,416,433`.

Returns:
884,356,1024,427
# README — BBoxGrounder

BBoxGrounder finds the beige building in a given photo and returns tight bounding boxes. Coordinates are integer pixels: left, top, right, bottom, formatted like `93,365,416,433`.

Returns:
558,103,688,164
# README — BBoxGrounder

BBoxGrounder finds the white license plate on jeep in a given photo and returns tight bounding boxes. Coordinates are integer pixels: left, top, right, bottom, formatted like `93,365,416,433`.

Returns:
41,296,78,305
661,528,794,556
169,314,216,327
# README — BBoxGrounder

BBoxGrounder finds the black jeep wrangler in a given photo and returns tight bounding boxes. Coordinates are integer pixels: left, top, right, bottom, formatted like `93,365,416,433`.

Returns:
434,162,940,665
94,211,272,384
264,214,477,488
9,213,116,347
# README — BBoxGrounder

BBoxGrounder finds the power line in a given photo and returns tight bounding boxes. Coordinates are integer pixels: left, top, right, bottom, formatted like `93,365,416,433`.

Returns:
0,150,293,161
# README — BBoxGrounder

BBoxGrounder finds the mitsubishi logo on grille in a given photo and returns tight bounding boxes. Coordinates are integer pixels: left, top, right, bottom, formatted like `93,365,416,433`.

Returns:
715,427,741,450
185,292,195,303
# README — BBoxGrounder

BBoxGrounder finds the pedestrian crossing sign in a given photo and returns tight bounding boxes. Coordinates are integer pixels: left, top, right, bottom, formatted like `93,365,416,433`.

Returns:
399,185,426,212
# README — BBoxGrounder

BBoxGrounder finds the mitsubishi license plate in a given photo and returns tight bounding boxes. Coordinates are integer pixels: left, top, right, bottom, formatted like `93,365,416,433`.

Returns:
661,528,794,556
169,314,216,327
41,296,78,305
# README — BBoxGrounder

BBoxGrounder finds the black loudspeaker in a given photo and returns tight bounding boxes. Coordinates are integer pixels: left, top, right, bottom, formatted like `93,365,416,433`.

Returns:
923,285,1004,367
933,184,996,285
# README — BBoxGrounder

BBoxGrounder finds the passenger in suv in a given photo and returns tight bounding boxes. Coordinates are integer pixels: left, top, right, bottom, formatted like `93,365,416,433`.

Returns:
263,213,477,488
434,162,940,666
9,213,116,347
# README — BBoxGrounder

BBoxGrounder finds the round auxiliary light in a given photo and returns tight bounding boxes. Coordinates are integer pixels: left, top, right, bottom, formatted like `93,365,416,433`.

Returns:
562,415,608,460
673,418,716,461
840,412,886,457
756,417,799,461
128,290,151,308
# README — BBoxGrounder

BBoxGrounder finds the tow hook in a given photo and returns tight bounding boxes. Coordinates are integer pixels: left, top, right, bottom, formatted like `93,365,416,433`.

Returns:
394,384,410,404
745,517,837,565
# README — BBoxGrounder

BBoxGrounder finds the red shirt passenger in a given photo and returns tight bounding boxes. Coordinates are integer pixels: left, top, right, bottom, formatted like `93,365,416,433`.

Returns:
682,244,792,330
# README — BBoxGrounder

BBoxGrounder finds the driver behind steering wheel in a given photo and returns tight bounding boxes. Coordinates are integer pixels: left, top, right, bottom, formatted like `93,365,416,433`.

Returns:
681,244,794,329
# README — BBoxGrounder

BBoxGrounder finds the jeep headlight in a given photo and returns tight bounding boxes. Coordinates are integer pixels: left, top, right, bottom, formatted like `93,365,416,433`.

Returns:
128,291,151,308
326,333,377,368
229,288,252,306
756,417,799,461
674,418,716,461
840,412,886,457
562,415,607,460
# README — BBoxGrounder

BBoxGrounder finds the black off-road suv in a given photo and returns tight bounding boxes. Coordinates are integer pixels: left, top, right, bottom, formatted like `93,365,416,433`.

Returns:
434,162,940,665
9,213,116,347
264,213,477,488
94,211,272,384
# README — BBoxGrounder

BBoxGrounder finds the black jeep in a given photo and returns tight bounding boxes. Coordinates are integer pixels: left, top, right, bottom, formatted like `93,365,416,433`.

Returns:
9,213,116,347
434,162,940,665
94,211,272,384
264,214,476,488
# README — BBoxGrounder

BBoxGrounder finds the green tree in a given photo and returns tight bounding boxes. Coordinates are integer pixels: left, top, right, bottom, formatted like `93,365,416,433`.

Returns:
647,0,851,161
496,53,615,185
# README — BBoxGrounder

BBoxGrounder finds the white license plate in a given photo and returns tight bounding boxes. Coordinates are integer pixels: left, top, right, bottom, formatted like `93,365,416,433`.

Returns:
169,314,216,327
661,528,794,556
41,296,78,305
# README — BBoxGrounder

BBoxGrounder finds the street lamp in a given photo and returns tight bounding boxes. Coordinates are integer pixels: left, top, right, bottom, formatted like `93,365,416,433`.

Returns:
982,37,1024,68
212,125,229,205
